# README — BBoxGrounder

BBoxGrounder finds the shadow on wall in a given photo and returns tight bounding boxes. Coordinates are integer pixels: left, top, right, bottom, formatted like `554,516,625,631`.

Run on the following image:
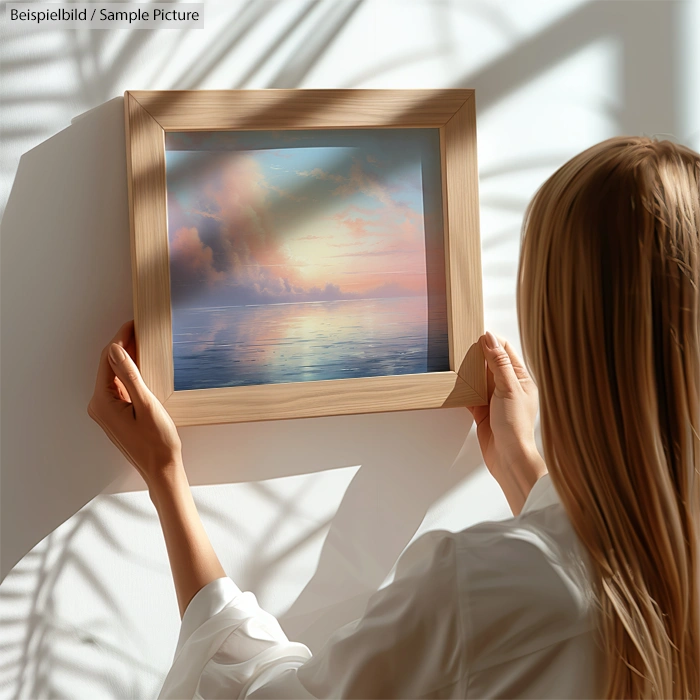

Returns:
1,98,133,580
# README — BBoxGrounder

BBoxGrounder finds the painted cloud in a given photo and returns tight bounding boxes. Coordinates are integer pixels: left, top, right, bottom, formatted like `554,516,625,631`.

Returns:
165,129,445,309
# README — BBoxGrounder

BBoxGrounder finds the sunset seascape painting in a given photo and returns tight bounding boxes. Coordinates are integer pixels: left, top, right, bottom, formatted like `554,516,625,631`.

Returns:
165,129,449,391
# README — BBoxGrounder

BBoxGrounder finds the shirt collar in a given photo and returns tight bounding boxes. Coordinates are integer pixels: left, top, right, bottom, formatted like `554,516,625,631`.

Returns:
520,472,559,514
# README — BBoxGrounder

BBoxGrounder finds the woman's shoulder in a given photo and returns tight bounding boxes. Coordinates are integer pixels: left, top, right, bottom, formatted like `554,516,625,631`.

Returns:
454,474,591,579
454,494,592,587
454,501,598,641
390,472,596,618
392,497,591,600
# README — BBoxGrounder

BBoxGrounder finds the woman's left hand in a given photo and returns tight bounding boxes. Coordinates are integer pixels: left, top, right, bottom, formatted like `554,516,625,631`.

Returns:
466,332,546,514
88,320,183,488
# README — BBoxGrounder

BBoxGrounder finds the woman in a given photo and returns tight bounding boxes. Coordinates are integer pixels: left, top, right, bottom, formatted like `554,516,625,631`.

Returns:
88,135,699,699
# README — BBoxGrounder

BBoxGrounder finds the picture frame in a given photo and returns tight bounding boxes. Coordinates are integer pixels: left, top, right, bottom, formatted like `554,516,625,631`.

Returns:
124,89,487,426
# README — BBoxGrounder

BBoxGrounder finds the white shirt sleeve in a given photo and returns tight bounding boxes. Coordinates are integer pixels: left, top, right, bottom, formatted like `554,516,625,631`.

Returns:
157,530,465,699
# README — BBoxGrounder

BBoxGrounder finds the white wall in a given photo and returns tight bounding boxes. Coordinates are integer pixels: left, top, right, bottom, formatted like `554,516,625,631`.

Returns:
1,1,698,697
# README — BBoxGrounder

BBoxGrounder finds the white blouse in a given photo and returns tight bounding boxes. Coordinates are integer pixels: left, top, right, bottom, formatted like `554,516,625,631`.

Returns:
158,473,605,699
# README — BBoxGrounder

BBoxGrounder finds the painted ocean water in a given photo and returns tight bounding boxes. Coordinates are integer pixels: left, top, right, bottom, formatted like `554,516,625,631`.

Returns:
172,295,449,390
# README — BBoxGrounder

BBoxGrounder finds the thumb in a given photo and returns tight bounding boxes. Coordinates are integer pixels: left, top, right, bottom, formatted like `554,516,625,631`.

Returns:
480,332,520,395
108,343,150,408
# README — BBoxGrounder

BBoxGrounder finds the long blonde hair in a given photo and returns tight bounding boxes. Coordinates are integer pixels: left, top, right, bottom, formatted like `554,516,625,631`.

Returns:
517,136,700,698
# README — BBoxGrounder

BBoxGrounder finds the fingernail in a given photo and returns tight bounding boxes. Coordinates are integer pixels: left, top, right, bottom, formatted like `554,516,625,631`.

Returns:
108,344,125,364
484,331,500,349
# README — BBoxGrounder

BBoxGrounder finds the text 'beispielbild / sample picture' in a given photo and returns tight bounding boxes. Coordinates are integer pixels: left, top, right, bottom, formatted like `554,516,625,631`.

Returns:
165,129,449,391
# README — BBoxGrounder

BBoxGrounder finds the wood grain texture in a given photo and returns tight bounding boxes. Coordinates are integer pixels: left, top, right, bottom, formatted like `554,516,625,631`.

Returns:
128,89,473,130
124,93,174,402
164,371,481,426
125,89,487,424
444,95,487,401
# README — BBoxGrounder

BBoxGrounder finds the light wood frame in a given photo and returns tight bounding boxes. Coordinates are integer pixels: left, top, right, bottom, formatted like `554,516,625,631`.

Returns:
124,89,487,426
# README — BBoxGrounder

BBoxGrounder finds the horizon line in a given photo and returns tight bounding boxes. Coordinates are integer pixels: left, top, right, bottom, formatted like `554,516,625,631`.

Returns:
176,294,443,312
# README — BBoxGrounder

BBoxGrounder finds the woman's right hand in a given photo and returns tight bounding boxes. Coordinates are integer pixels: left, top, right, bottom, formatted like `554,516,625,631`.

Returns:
467,331,547,514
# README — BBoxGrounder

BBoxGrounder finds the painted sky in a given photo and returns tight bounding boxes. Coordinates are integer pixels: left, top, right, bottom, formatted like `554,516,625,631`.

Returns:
165,129,445,308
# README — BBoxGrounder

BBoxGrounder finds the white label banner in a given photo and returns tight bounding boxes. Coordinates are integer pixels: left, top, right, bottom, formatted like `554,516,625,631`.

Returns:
6,3,204,28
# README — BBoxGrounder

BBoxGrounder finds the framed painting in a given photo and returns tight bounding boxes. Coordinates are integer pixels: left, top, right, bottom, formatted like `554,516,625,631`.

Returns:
124,89,486,426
